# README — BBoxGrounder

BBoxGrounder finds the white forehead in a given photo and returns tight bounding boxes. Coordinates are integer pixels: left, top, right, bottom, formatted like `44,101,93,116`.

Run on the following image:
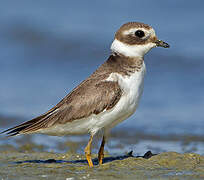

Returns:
123,27,156,38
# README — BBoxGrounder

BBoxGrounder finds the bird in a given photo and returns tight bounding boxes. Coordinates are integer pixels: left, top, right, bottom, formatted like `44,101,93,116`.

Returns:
1,22,169,167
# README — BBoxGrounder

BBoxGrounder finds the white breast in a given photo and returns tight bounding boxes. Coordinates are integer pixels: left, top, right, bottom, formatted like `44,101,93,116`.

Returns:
38,63,146,136
103,61,146,129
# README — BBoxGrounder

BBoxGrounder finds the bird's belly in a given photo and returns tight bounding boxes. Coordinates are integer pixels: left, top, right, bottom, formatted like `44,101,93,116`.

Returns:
100,83,143,130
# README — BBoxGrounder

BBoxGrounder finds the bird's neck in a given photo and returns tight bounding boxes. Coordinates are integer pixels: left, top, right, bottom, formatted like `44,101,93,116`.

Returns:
105,53,144,75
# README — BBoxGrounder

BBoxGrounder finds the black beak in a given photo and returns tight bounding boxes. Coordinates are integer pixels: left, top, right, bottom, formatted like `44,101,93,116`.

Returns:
155,40,170,48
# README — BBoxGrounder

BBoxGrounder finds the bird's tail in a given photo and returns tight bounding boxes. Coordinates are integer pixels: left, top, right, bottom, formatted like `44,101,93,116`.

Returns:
1,108,57,137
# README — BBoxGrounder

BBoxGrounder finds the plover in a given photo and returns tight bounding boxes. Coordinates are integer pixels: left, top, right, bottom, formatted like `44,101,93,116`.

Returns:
2,22,169,167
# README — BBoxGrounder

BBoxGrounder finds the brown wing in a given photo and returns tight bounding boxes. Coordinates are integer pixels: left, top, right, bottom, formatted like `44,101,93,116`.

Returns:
2,79,122,136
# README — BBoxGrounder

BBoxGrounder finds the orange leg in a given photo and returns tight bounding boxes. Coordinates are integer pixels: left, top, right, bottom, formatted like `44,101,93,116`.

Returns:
84,135,94,167
98,136,106,165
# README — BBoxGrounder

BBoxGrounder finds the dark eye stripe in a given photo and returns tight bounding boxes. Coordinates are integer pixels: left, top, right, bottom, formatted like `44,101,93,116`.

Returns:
135,30,145,38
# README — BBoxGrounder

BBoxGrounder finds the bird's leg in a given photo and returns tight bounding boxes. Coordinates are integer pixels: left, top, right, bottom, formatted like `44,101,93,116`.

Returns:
84,135,94,167
98,136,106,165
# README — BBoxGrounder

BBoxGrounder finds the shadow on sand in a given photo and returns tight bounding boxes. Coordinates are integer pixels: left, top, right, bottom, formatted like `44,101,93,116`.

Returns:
14,151,156,165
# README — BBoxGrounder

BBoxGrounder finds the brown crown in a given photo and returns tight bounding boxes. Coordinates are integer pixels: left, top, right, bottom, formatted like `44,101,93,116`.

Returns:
115,22,157,45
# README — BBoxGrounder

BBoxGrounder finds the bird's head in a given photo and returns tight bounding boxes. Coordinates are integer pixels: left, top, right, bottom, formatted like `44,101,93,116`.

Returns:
111,22,169,58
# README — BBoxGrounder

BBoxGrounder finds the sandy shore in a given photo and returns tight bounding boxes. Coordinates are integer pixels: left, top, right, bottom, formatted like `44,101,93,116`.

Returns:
0,150,204,180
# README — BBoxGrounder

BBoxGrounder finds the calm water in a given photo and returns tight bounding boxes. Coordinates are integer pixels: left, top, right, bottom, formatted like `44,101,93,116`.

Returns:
0,0,204,136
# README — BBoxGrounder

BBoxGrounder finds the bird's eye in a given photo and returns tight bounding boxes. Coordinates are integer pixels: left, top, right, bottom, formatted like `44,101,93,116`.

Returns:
135,30,145,38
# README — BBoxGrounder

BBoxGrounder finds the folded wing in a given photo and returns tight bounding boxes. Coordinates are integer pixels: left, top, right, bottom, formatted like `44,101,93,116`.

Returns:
2,79,122,136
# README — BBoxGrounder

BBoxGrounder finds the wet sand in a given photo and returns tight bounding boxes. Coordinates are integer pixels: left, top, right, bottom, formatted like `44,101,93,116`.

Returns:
0,150,204,180
0,136,204,180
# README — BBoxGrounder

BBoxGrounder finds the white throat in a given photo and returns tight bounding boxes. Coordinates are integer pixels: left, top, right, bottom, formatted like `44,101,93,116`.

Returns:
111,39,156,58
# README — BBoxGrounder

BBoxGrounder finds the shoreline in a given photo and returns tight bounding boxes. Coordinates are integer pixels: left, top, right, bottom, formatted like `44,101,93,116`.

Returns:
1,115,204,179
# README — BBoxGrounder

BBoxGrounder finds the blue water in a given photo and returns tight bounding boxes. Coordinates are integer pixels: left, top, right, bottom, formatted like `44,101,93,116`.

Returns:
0,0,204,135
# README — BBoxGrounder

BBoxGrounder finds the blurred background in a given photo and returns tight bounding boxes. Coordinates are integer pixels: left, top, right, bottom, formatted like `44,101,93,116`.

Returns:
0,0,203,154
